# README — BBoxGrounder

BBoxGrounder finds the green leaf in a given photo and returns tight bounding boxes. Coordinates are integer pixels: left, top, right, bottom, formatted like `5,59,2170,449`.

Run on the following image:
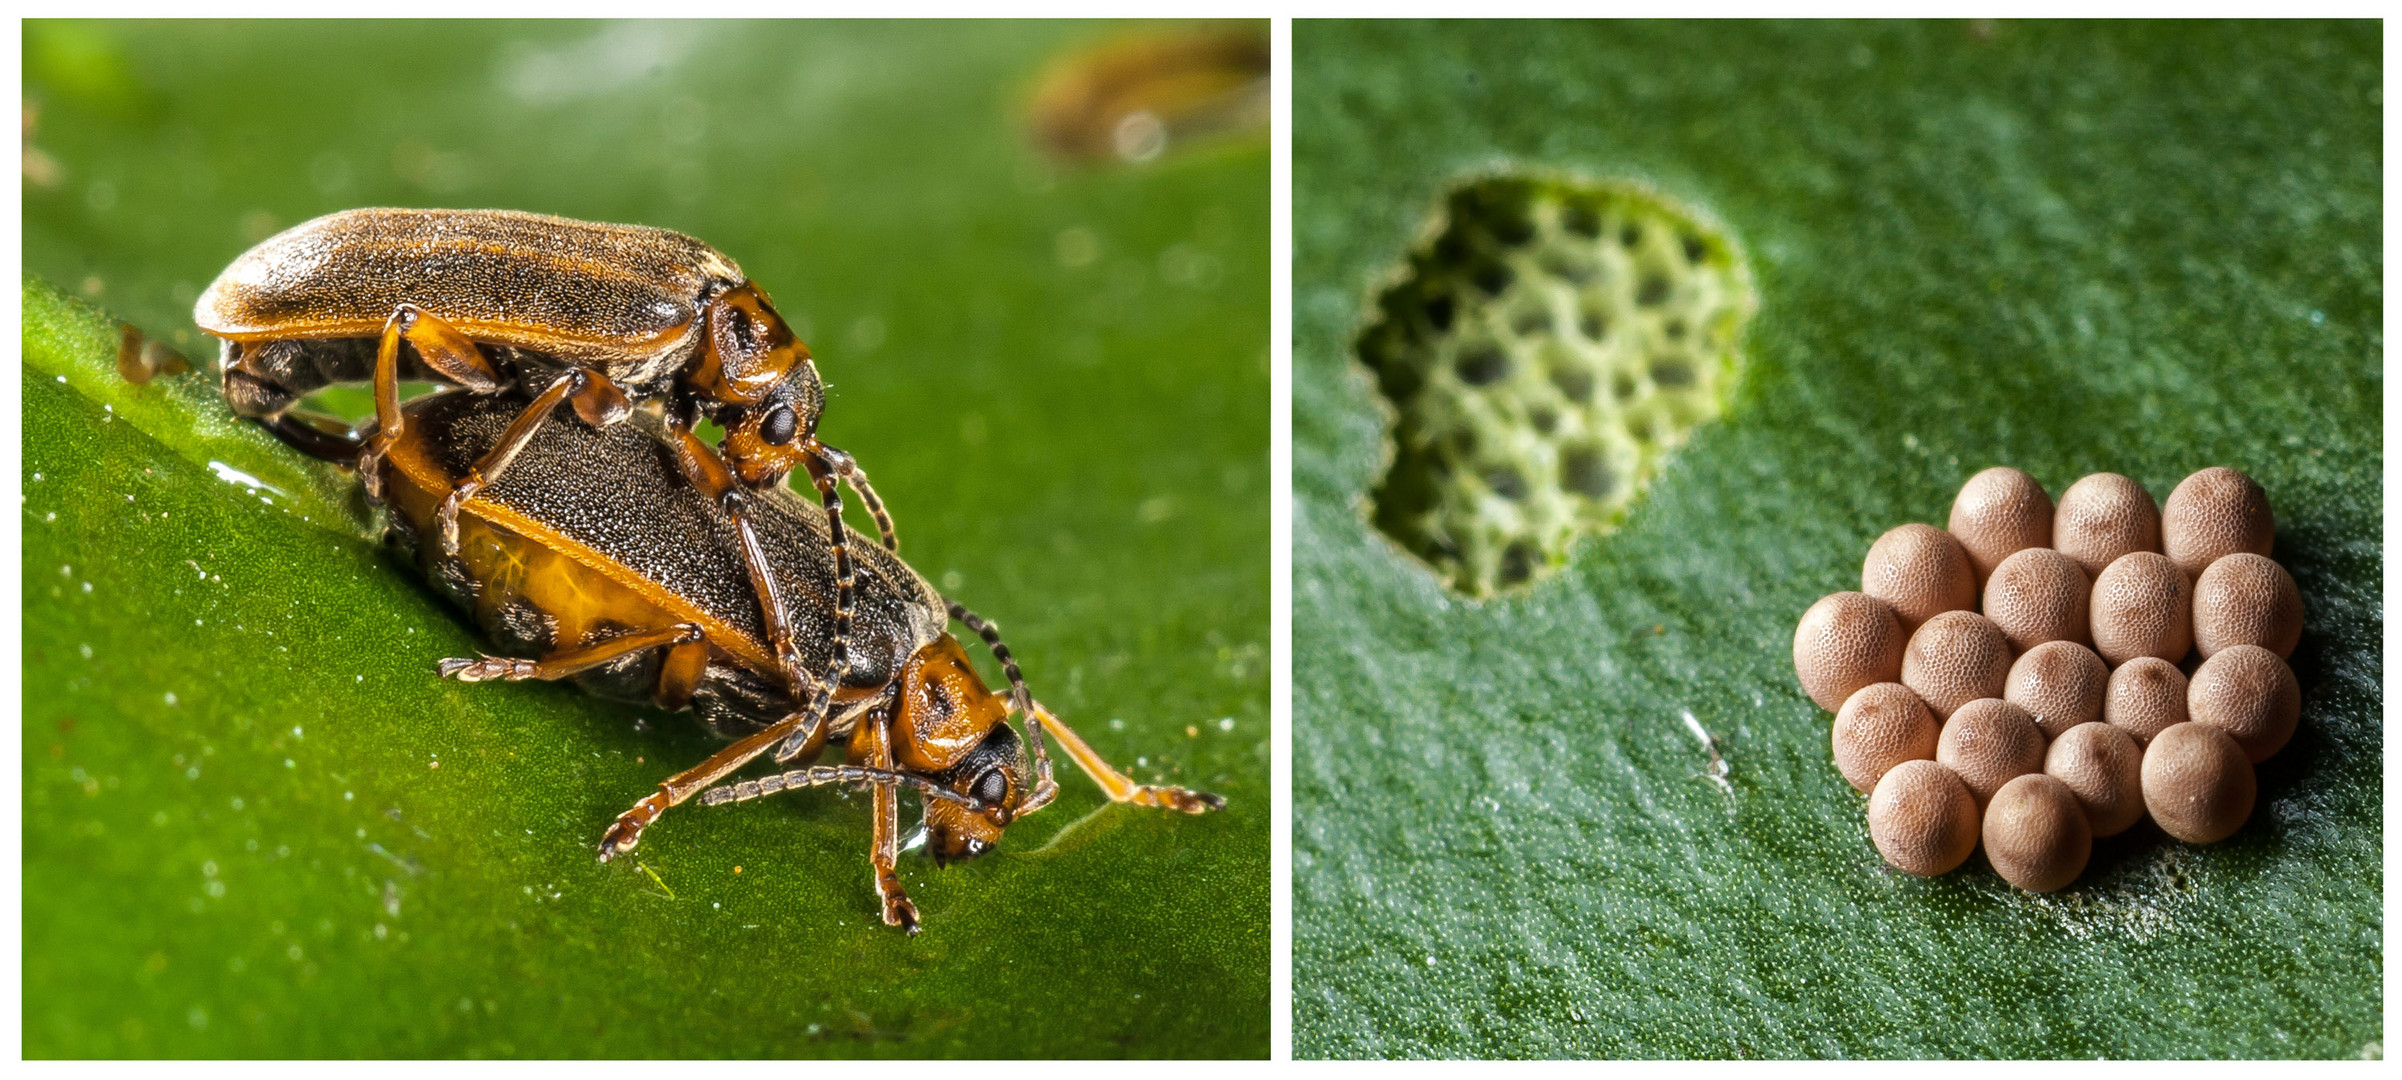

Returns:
1295,21,2378,1058
24,20,1265,1058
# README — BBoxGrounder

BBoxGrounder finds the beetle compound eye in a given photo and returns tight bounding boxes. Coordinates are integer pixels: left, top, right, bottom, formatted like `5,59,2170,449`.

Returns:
973,767,1009,806
1359,175,1755,596
760,404,799,446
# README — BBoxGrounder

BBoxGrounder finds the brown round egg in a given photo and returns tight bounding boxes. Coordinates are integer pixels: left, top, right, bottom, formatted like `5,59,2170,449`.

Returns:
2004,640,2108,740
1982,773,2092,893
1949,467,2054,587
1794,592,1908,713
2103,656,2189,746
2141,721,2256,844
2052,473,2162,580
2192,552,2304,660
1868,759,1981,876
1901,610,2013,719
2044,722,2146,837
1861,523,1977,633
2163,466,2275,579
1982,547,2091,653
2089,552,2194,666
1832,683,1942,794
1935,697,2046,807
2187,644,2301,764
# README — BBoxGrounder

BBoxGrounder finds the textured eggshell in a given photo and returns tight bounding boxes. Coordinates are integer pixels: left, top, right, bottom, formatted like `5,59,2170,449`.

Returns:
1901,611,2013,720
2162,466,2275,579
1935,698,2046,807
2004,640,2108,740
2089,551,2194,666
1868,759,1981,876
1948,467,2053,586
1860,523,1977,633
1794,592,1908,713
1833,683,1942,793
1982,547,2091,653
2052,473,2162,580
2192,552,2304,659
2141,722,2256,844
2103,656,2189,746
1982,773,2093,893
2187,644,2301,763
2044,722,2147,837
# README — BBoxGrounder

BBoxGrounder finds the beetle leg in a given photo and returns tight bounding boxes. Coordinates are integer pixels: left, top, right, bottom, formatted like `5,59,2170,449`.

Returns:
594,693,865,860
436,623,701,683
434,370,580,555
385,303,507,395
810,442,899,552
566,368,632,427
771,463,858,763
666,419,860,768
596,706,815,862
264,412,368,465
653,638,711,713
220,341,372,463
1023,700,1226,817
860,704,920,933
665,424,812,684
362,304,508,499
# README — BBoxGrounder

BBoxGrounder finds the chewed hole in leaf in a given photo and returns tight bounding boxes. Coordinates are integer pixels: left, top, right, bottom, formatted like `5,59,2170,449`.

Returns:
1360,175,1756,597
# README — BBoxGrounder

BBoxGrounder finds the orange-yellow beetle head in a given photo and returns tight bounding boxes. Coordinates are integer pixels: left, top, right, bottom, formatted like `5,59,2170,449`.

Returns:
890,638,1029,865
920,722,1029,866
694,282,810,405
692,282,826,486
716,374,823,487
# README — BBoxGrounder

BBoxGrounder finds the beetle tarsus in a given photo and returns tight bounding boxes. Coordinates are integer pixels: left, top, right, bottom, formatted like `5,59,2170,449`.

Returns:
436,478,483,555
1146,786,1228,813
437,654,531,682
878,872,920,934
597,791,669,862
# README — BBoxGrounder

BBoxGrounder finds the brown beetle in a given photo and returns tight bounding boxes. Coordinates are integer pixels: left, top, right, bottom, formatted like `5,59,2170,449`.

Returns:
370,386,1222,932
196,208,890,720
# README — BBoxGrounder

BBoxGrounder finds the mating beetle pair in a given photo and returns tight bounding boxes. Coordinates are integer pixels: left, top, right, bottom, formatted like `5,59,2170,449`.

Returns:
196,208,1222,931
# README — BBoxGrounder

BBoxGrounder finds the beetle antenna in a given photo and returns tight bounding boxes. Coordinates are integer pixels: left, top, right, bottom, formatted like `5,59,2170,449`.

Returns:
810,443,898,551
699,765,982,809
945,600,1034,718
946,599,1053,813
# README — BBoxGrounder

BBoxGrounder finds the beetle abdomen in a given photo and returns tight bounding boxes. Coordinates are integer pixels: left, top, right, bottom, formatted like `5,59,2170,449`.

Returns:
195,208,744,367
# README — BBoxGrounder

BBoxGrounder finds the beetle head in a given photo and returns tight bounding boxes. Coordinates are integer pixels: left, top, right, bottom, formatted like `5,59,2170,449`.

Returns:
894,638,1026,865
921,722,1028,866
716,373,825,487
695,281,818,407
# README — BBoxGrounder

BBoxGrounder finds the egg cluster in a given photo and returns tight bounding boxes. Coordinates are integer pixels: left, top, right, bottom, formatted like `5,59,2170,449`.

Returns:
1793,466,2299,892
1359,176,1754,596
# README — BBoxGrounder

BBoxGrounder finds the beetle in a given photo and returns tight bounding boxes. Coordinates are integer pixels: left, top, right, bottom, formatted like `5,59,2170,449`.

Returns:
195,208,891,720
367,385,1223,932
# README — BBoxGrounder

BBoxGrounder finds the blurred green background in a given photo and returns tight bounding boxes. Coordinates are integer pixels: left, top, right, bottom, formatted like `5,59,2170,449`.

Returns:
23,19,1267,1058
1295,20,2379,1058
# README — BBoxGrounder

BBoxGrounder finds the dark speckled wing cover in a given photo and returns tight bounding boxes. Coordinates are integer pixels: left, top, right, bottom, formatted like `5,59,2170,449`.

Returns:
195,208,743,366
405,391,943,687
